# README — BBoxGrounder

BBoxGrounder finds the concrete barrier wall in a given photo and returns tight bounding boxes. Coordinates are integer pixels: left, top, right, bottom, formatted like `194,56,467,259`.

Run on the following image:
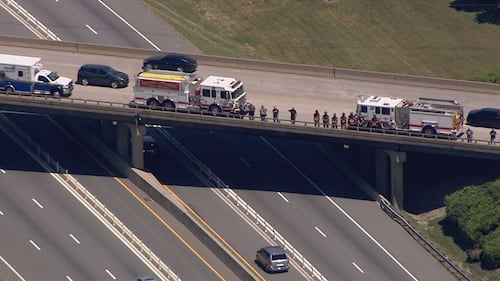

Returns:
69,118,257,281
334,67,500,93
0,35,499,94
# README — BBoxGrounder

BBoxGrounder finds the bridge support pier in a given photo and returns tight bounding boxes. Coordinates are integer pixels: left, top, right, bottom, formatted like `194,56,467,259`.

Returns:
115,121,145,170
99,120,115,147
375,149,406,209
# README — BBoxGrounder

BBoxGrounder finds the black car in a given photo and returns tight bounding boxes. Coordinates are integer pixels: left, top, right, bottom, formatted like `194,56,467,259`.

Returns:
142,54,197,73
77,64,129,88
143,135,159,154
466,108,500,129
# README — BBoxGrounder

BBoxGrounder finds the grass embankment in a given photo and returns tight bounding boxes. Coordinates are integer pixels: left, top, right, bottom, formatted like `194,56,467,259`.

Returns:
141,0,500,80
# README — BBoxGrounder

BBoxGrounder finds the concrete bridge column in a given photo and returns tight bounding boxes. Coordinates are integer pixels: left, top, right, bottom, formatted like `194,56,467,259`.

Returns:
99,120,115,147
127,123,145,170
374,149,406,209
386,150,406,209
375,149,388,195
116,122,129,159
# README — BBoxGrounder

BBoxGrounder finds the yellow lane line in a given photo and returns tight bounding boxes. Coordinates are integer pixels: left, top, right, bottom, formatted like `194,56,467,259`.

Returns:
163,184,266,281
113,177,226,281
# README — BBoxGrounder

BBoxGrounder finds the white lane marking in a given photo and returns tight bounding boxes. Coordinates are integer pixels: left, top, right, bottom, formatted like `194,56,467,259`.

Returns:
69,234,81,245
240,158,251,168
352,262,365,273
31,198,44,209
0,210,3,215
314,226,327,238
29,240,41,251
0,255,26,281
105,269,117,280
260,136,419,281
1,169,5,173
65,276,73,281
96,0,161,50
85,24,98,35
277,192,289,203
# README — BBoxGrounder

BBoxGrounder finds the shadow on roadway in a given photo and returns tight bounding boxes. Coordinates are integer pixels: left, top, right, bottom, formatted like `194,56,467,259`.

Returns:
403,152,499,214
449,0,500,24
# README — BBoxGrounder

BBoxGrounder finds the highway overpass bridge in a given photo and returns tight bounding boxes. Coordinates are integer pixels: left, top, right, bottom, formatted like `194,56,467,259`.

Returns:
0,93,498,209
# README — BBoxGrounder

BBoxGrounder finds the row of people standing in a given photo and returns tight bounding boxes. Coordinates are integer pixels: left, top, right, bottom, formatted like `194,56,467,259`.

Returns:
313,110,349,129
242,103,347,128
240,104,298,124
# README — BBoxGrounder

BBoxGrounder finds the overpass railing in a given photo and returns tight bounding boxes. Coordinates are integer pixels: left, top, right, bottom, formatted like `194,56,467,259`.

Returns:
0,92,497,146
379,197,472,281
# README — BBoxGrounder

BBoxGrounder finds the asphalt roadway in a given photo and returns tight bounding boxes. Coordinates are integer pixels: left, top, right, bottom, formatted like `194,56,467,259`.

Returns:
9,0,199,53
0,112,242,281
145,125,459,281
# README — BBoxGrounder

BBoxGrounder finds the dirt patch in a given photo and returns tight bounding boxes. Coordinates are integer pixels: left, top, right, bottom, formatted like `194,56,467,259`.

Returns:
410,207,446,226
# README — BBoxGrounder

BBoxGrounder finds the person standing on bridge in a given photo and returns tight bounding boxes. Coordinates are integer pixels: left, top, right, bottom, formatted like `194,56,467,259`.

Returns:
272,106,280,123
340,112,347,129
313,110,320,127
248,103,255,120
289,107,297,124
331,113,338,129
259,105,267,121
490,128,496,145
466,128,473,143
322,111,330,128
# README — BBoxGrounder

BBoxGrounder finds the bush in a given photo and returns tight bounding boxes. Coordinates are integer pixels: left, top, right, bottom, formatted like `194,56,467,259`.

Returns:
481,228,500,269
445,180,500,268
444,183,499,243
472,71,500,84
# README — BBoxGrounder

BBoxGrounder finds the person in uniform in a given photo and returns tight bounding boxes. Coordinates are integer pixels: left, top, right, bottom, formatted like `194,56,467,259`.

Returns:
331,113,338,129
322,111,330,128
313,110,320,127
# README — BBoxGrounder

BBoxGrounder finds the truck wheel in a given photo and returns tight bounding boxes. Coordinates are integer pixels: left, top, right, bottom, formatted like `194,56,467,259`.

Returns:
423,127,436,137
50,89,63,97
163,101,175,110
110,81,119,89
209,105,222,113
146,99,160,108
5,86,14,94
81,78,89,86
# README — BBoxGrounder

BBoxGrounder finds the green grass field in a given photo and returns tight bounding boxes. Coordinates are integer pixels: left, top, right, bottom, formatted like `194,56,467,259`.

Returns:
141,0,500,80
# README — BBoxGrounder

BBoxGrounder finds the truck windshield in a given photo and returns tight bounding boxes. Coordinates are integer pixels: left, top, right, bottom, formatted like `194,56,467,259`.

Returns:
47,71,60,82
231,85,245,100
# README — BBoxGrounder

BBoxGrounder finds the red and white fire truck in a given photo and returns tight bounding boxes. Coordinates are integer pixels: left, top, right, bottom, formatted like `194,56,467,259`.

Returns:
354,95,464,136
131,71,247,113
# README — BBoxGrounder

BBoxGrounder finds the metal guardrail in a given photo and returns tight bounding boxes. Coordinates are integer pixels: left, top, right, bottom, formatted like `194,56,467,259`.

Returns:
0,0,60,41
0,113,182,281
315,143,473,281
158,129,328,281
378,197,472,281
